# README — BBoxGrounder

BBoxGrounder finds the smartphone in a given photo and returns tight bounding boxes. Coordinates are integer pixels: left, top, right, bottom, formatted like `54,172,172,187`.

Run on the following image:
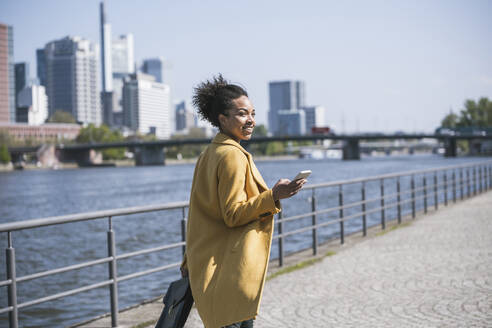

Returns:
293,170,311,181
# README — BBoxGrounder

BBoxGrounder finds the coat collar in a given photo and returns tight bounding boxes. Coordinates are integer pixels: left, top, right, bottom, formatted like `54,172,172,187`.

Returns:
212,133,269,191
212,132,250,156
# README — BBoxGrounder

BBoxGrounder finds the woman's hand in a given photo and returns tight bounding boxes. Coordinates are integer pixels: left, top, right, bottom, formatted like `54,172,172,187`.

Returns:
272,178,306,201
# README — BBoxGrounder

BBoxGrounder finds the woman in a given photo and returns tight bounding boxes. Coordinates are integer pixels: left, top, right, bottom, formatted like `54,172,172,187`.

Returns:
181,75,306,328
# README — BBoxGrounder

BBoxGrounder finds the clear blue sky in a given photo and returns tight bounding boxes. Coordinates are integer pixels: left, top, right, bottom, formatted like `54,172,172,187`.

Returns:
2,0,491,133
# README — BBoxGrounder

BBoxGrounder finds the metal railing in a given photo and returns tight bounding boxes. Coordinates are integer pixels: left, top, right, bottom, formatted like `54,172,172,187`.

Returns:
273,161,491,267
1,160,491,327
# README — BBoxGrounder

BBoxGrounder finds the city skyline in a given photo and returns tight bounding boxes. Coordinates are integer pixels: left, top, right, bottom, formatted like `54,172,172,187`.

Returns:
1,0,491,133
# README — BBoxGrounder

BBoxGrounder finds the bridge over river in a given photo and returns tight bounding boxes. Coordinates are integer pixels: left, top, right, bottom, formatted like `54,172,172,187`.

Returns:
8,133,492,166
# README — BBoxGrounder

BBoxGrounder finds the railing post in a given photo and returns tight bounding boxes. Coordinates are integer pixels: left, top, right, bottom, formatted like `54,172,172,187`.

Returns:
467,168,471,197
460,168,464,201
339,185,344,244
380,179,385,230
489,164,492,190
423,175,427,214
479,165,483,193
452,170,456,203
181,207,187,256
311,189,318,256
107,217,119,328
361,182,367,236
6,232,18,328
278,211,284,267
411,175,416,218
473,166,477,196
482,165,487,191
486,165,490,191
486,165,489,191
443,171,448,206
489,165,492,191
484,165,488,191
434,172,438,210
396,178,401,224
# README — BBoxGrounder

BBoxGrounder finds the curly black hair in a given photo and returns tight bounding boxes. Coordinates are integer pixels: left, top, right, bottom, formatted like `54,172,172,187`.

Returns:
192,74,248,128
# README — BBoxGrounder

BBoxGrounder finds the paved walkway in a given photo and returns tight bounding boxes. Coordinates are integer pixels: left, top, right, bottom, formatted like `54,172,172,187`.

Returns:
186,192,492,327
80,192,492,327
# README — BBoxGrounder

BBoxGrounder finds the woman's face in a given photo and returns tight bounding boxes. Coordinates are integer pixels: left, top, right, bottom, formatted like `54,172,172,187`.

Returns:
219,95,256,142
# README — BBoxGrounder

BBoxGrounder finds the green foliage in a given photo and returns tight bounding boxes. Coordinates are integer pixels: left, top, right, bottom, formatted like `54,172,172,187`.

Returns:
76,124,126,160
248,124,269,155
441,111,459,128
166,127,209,159
265,141,285,156
253,124,268,137
47,110,77,124
131,320,157,328
0,144,11,164
458,98,492,127
0,130,11,146
440,98,492,130
266,251,336,281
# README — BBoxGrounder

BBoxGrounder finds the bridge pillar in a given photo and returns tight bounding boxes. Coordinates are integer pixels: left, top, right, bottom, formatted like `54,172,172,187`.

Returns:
444,138,457,157
59,149,103,166
134,146,165,166
342,139,360,160
467,139,492,156
37,144,59,168
10,152,24,163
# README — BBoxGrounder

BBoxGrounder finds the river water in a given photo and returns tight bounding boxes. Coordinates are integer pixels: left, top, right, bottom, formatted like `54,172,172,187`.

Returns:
0,154,488,327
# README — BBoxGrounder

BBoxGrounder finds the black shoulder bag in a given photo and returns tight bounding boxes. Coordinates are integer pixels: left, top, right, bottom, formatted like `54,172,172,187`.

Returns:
155,277,194,328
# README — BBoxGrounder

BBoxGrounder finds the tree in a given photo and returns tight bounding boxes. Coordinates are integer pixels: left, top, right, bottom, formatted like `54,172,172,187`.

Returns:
252,124,268,137
441,110,459,128
0,130,11,146
47,110,77,124
438,97,491,153
457,97,492,127
249,124,269,155
439,97,492,130
0,144,11,164
76,124,126,160
166,127,208,159
265,141,285,156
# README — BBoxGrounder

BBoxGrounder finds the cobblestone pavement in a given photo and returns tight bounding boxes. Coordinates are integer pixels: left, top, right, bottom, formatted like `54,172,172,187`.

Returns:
184,192,492,328
79,192,492,328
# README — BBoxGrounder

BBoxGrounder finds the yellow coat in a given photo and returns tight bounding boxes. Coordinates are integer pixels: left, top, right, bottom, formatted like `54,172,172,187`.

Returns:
183,132,281,328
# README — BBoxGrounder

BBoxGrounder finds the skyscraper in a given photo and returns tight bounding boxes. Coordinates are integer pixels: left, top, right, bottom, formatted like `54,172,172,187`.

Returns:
302,106,326,134
99,0,112,92
0,23,15,122
15,62,29,108
175,100,196,131
142,58,164,83
112,34,134,75
44,36,101,125
122,73,171,139
278,110,306,136
112,33,135,121
17,84,48,125
268,80,305,135
36,48,47,87
99,0,116,126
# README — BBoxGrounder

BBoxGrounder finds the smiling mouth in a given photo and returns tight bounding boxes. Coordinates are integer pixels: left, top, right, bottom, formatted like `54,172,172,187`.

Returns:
243,126,254,133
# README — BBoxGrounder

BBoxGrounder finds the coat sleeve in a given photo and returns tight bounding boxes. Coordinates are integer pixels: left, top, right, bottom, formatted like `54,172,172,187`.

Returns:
180,252,187,271
217,148,280,228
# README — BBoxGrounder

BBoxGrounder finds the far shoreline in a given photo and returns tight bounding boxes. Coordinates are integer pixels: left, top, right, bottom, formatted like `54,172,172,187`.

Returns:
0,154,300,172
